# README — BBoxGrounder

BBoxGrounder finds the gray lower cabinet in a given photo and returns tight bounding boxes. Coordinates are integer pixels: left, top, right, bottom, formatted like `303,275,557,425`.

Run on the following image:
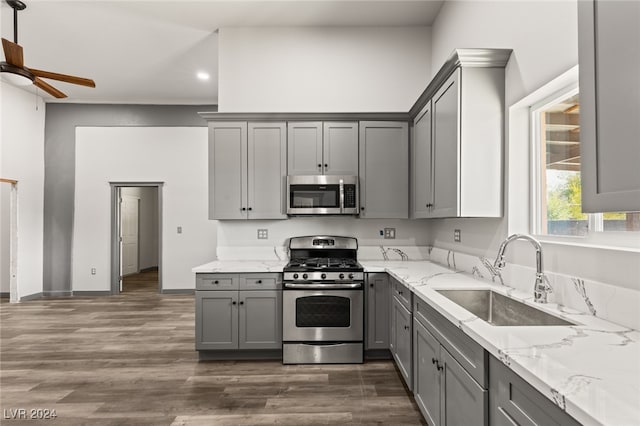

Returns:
195,273,282,351
390,278,413,389
365,273,390,350
413,297,488,426
359,121,409,219
489,356,581,426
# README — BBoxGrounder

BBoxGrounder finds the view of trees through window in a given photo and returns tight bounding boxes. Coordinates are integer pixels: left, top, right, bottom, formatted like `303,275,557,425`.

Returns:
537,93,639,236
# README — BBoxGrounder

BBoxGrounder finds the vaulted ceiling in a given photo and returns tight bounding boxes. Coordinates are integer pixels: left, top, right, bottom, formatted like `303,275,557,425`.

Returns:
0,0,444,104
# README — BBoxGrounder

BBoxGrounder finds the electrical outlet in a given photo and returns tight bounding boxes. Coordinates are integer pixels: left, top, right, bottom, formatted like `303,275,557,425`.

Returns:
454,229,461,242
177,226,182,234
384,228,396,239
91,268,96,275
257,229,268,239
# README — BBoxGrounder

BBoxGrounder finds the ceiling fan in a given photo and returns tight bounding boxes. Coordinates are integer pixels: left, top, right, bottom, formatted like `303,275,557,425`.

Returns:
1,0,95,98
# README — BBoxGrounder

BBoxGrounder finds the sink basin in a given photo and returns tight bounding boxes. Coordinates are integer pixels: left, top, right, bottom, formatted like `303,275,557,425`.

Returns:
436,289,576,326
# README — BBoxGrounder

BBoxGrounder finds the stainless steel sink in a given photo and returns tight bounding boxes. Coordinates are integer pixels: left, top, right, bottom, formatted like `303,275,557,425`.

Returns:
436,289,576,326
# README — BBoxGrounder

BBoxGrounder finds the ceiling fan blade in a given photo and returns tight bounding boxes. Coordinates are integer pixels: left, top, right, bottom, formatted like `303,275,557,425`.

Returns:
29,68,95,88
34,77,67,98
2,38,24,68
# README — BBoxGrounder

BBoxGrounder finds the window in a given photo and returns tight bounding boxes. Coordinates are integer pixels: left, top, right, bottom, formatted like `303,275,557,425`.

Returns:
532,88,640,239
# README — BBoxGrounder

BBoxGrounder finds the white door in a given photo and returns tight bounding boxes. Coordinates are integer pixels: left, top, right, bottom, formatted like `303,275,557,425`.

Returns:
121,196,139,276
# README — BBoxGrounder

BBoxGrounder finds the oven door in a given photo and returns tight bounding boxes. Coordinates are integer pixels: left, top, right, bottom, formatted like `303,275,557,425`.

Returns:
283,289,363,342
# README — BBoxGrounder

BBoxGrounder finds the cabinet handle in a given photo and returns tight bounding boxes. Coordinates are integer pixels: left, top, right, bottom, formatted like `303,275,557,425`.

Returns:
318,164,322,169
232,301,237,305
404,325,410,330
324,163,328,169
369,283,374,287
361,206,365,210
432,358,437,364
241,207,246,211
214,280,219,284
248,207,252,211
239,301,244,305
437,364,444,372
257,280,262,284
398,290,403,295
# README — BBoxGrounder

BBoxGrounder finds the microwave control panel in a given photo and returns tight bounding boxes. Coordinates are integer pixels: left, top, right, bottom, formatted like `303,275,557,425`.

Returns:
344,185,356,208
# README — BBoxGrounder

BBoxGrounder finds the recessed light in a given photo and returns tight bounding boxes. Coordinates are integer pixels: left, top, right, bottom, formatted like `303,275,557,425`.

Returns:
197,72,210,81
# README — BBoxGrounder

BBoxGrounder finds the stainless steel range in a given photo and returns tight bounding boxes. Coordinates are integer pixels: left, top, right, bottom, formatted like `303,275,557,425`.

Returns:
282,236,364,364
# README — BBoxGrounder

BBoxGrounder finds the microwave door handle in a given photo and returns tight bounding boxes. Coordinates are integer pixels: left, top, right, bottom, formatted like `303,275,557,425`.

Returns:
339,179,344,213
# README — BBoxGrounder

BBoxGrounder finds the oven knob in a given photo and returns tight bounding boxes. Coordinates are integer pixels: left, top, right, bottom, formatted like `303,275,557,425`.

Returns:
339,273,345,279
321,273,327,279
302,273,308,280
293,273,299,279
348,273,354,279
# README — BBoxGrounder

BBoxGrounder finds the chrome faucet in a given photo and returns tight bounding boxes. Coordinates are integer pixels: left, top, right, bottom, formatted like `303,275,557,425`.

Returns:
493,234,552,303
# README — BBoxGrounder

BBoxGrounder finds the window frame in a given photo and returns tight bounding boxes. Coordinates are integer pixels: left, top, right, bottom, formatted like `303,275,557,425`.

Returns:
528,82,640,251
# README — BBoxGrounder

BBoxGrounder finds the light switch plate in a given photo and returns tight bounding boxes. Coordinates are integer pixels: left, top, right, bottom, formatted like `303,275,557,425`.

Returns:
257,229,268,239
454,229,461,242
384,228,396,239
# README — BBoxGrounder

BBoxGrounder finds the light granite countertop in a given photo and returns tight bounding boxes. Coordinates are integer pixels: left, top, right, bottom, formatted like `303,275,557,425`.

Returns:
193,259,640,426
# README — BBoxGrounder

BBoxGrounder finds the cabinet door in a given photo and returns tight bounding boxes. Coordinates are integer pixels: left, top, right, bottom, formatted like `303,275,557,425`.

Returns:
287,122,323,175
238,290,282,350
578,0,640,212
431,70,460,218
323,122,359,175
392,296,413,389
412,102,433,218
365,273,390,350
247,122,287,219
359,121,409,218
195,291,238,350
489,356,581,426
209,122,248,220
442,349,487,426
413,317,441,426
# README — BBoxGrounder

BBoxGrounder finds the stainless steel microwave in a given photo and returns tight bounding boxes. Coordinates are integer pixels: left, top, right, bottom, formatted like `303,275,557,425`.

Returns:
287,175,359,215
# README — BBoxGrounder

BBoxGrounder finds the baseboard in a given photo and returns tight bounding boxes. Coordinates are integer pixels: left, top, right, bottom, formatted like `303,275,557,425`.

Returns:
72,291,112,296
365,349,393,360
0,292,9,298
21,292,45,301
42,291,73,298
161,289,194,295
198,349,283,361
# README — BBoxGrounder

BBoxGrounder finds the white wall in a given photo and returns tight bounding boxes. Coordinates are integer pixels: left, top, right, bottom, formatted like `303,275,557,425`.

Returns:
73,127,216,291
121,186,159,270
427,0,640,291
218,26,431,112
0,82,46,299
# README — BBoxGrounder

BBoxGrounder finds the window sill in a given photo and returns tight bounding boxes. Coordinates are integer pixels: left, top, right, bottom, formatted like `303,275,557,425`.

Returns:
533,235,640,253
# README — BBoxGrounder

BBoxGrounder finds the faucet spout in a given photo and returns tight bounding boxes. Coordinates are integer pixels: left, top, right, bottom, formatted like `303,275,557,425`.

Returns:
493,234,551,303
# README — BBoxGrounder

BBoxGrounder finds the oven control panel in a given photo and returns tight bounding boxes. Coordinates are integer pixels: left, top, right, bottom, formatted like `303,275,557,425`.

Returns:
284,271,364,282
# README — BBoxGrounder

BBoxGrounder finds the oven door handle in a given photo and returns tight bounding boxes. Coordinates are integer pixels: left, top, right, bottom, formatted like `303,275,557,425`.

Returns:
284,282,362,290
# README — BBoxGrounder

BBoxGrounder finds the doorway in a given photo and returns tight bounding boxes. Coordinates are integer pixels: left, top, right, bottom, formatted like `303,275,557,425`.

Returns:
110,183,163,294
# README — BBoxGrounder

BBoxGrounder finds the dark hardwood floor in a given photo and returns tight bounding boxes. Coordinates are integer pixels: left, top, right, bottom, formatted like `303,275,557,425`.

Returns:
122,268,159,293
0,284,426,425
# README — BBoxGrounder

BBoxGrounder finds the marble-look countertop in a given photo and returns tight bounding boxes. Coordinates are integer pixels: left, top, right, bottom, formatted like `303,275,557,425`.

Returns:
193,260,640,425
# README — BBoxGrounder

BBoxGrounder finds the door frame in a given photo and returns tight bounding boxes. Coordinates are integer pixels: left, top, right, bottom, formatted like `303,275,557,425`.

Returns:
110,182,164,295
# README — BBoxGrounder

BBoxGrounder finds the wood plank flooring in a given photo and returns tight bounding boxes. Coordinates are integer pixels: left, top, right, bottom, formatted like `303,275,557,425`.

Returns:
0,286,426,425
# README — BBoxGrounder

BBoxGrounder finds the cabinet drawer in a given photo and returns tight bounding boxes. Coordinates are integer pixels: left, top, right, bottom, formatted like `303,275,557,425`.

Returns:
414,297,488,388
240,274,282,290
391,278,412,311
196,274,239,290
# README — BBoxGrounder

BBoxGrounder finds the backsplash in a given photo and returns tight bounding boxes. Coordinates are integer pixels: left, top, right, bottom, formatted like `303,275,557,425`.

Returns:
429,247,640,331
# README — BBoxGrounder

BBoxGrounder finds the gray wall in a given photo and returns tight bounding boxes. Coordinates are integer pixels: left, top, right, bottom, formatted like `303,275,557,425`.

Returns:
43,104,217,295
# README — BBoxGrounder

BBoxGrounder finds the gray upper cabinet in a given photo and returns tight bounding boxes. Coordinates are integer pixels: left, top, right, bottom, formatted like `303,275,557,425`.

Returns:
209,122,247,220
287,121,358,176
409,49,509,219
323,122,359,175
359,121,409,218
578,0,640,212
412,102,433,219
209,121,287,220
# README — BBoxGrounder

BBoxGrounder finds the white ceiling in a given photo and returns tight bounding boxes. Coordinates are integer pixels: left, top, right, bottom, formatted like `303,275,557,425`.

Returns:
0,0,444,104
